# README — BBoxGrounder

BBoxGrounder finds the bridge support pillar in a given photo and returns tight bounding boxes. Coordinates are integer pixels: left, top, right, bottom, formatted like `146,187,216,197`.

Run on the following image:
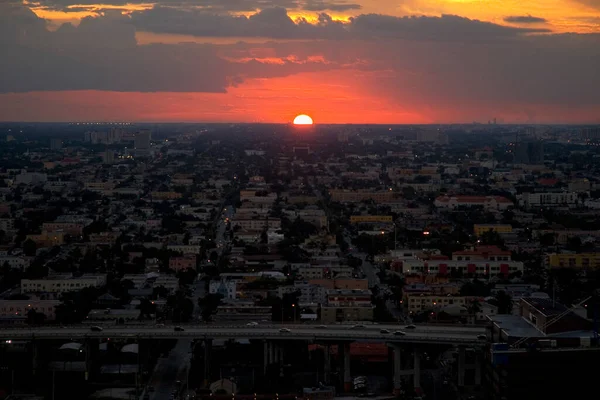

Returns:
263,340,269,374
31,341,39,376
269,341,275,365
204,339,212,387
339,342,351,392
413,347,421,390
323,345,331,384
457,346,465,388
474,352,481,386
391,345,402,396
278,343,284,364
85,339,98,381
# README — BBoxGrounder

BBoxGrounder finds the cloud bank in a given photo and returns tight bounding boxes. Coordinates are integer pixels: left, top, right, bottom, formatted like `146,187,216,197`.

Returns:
1,1,600,122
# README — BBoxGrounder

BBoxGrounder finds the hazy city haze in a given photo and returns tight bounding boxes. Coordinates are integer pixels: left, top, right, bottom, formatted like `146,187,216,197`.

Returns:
1,0,600,123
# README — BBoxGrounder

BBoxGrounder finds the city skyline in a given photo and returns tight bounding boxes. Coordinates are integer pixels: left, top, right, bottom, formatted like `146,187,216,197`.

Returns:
1,0,600,124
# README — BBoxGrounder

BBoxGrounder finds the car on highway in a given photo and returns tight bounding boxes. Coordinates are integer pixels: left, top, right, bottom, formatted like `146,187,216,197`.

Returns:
316,325,327,329
477,334,487,340
380,329,390,334
393,331,406,336
351,324,366,329
174,326,185,331
90,326,103,332
405,324,417,329
279,328,291,333
246,322,259,326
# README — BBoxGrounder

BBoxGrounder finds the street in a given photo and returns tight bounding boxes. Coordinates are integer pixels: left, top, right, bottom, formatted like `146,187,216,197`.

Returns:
344,231,407,323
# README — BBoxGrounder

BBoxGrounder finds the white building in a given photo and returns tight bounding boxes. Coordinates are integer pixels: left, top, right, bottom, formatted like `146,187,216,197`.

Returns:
0,256,31,270
401,259,523,278
434,195,513,210
517,192,578,208
209,280,237,300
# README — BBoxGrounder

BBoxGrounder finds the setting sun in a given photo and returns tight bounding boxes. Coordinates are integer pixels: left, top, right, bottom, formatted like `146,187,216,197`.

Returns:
293,114,313,125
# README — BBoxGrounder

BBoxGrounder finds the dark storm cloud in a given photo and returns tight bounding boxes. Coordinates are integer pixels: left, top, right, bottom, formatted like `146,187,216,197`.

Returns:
130,7,547,39
0,5,229,92
504,15,548,24
2,0,600,114
32,0,359,13
130,6,347,39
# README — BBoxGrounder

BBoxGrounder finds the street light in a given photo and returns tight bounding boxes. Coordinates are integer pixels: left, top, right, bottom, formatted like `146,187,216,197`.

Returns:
292,304,296,324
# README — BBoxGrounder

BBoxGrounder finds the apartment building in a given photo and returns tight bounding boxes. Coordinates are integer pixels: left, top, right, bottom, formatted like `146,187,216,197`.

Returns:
452,246,512,261
546,253,600,270
473,224,513,236
0,256,31,270
0,299,61,320
320,289,374,323
518,192,578,208
401,259,523,277
42,222,85,236
434,195,513,210
21,274,107,294
406,294,479,314
25,232,65,247
167,244,201,254
329,190,397,203
231,218,281,231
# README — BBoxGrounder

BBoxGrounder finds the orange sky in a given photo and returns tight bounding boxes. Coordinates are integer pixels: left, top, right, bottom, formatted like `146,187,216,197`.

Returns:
29,0,600,33
3,0,599,123
2,70,599,124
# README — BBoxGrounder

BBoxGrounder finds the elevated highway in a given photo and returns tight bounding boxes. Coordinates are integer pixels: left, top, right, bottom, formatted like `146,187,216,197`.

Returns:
0,324,485,345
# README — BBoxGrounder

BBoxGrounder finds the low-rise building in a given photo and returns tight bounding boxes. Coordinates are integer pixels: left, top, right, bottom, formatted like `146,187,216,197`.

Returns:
169,255,196,272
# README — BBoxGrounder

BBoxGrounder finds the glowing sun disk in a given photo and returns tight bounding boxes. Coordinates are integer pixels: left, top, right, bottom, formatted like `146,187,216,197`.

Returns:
293,114,313,125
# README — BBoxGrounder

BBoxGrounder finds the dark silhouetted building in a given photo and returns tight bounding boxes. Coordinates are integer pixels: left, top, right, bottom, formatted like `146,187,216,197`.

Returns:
514,140,544,164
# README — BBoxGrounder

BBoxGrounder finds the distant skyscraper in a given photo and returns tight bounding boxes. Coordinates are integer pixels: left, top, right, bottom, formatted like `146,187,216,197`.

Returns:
134,130,152,156
580,127,600,141
50,138,63,150
102,150,115,164
514,140,544,164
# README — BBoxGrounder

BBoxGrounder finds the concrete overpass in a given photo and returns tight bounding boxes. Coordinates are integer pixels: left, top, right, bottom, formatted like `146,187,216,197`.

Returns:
0,324,485,394
0,324,485,344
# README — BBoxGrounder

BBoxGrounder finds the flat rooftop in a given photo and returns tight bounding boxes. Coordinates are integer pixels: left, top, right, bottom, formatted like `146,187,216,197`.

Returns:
490,314,597,339
490,314,541,338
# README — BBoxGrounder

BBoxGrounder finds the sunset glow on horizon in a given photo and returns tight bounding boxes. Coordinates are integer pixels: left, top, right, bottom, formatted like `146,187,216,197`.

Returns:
1,0,599,124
